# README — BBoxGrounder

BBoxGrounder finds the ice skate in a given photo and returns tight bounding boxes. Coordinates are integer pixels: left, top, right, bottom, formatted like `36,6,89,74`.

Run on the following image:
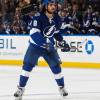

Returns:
59,86,68,97
14,86,24,100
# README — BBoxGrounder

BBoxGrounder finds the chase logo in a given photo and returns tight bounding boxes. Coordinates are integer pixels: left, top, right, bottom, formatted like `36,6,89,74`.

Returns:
85,40,94,54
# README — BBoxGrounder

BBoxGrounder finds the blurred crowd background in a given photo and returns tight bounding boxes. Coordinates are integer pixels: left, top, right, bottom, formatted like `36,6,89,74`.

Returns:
0,0,100,35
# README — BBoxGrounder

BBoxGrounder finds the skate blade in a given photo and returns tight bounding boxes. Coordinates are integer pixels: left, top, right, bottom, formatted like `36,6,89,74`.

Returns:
61,94,68,99
15,97,22,100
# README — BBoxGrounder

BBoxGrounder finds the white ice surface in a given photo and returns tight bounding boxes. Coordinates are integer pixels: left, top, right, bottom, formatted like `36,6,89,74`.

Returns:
0,65,100,100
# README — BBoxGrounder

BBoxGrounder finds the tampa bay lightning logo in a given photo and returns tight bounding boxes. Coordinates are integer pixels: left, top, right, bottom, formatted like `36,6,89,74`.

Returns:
85,40,94,54
43,25,56,38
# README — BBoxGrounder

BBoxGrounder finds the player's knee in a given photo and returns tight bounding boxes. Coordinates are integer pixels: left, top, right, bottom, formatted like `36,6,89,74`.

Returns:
50,64,63,80
22,61,35,72
21,62,34,77
50,64,61,74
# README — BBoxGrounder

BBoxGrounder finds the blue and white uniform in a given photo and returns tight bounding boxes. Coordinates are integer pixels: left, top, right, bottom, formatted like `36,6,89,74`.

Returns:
14,0,69,98
19,12,65,88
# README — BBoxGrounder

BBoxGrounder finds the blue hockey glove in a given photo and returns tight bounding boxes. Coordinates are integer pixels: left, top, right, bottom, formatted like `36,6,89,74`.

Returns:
57,40,70,52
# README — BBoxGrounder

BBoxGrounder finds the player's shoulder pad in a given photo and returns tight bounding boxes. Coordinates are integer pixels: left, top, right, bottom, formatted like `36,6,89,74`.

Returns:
54,13,61,21
54,13,60,18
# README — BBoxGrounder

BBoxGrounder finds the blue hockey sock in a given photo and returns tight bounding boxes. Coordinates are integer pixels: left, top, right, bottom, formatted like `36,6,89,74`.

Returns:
55,77,64,87
19,75,29,87
19,69,31,87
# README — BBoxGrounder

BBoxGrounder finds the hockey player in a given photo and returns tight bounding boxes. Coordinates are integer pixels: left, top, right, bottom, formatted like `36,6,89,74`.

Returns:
14,0,70,99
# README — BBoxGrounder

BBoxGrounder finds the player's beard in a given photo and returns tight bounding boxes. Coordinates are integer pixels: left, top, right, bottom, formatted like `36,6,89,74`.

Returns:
46,9,54,14
46,7,56,14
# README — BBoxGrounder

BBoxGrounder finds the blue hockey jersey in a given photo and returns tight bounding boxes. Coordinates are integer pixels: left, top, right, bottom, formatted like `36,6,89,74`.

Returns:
29,12,63,49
